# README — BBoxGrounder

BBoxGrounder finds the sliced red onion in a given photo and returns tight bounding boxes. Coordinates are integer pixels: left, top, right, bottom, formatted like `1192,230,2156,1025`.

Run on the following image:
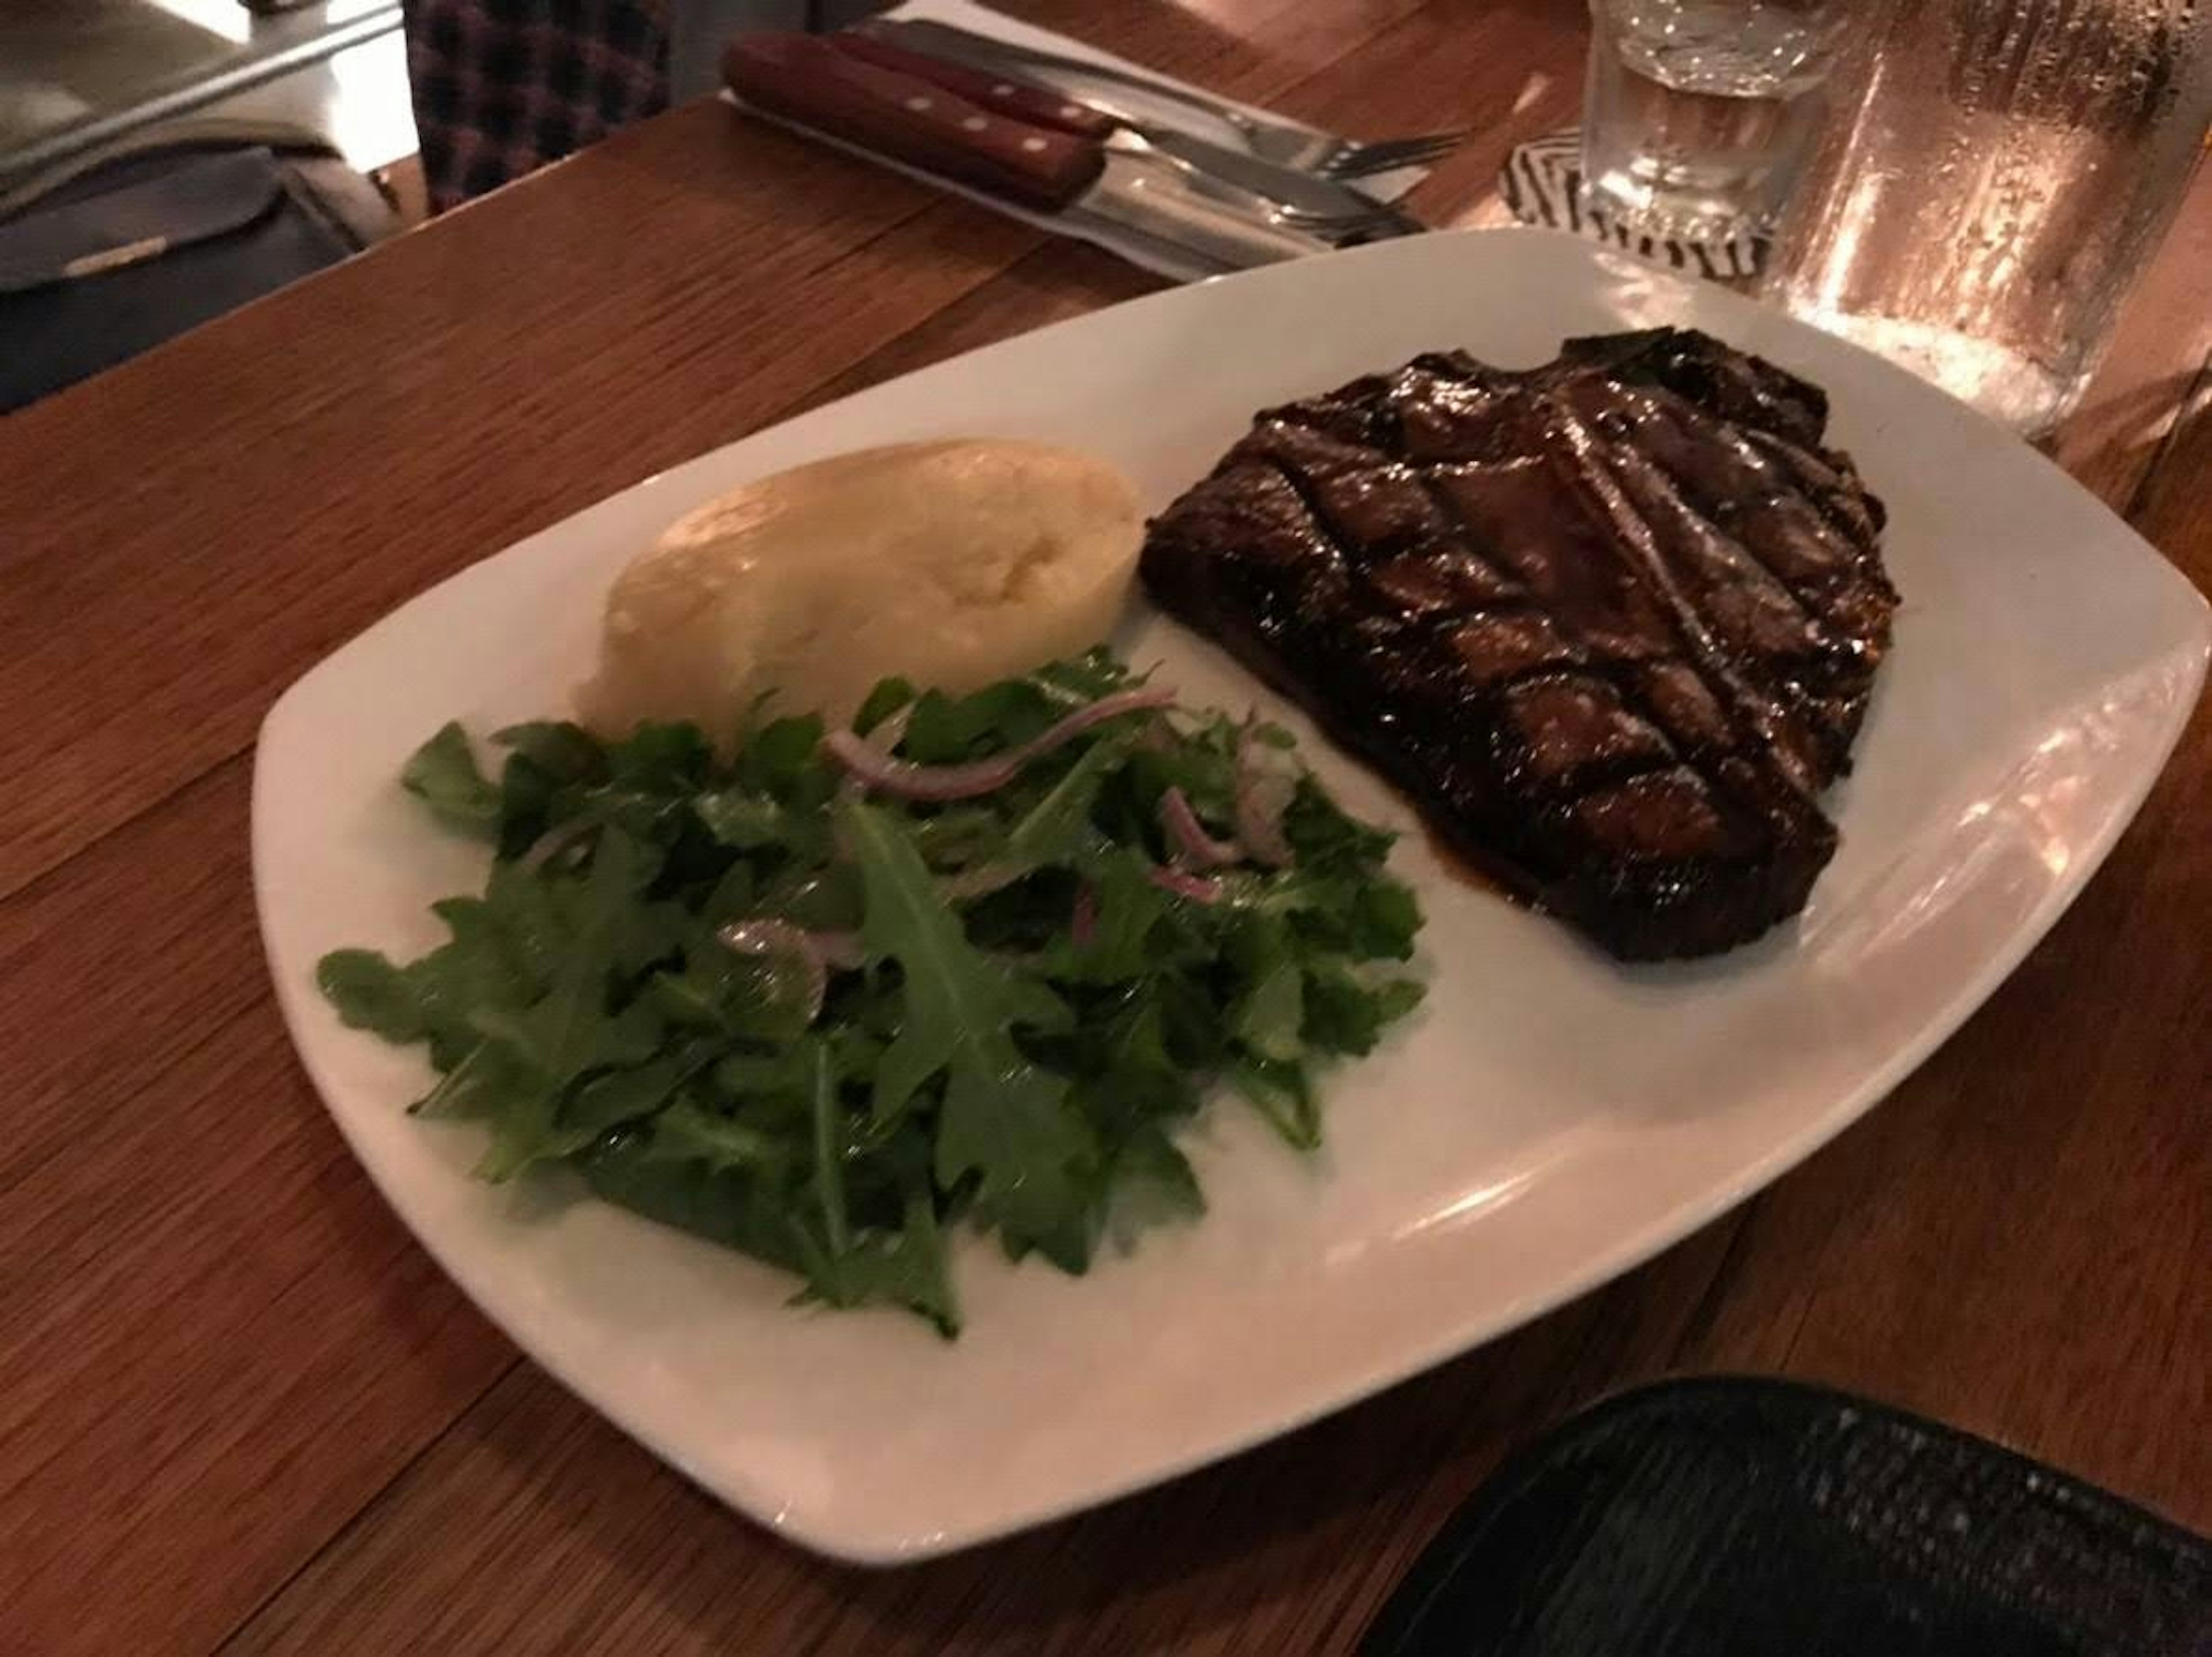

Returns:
840,702,913,800
1148,866,1224,905
824,685,1178,802
1159,784,1241,869
1233,722,1297,867
715,919,839,1023
1071,882,1097,948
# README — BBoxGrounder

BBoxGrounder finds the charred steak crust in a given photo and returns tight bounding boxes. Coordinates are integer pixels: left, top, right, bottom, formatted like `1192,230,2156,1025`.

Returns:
1139,328,1897,960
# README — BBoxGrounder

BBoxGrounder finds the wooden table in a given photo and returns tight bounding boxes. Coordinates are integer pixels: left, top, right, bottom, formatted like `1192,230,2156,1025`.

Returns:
3,4,2206,1651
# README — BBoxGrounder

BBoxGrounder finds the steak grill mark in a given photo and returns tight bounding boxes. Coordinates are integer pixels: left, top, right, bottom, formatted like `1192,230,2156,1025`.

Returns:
1140,329,1897,960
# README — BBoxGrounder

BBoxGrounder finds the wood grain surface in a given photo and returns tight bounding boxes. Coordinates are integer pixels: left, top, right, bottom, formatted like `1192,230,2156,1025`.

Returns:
1,3,2205,1653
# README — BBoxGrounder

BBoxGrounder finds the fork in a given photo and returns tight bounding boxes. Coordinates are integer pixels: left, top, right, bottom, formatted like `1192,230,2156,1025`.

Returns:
870,19,1468,179
1310,133,1465,180
1105,132,1424,245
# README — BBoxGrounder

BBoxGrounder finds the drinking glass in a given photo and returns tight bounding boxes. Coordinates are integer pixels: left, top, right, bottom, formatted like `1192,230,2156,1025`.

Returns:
1762,1,2212,436
1579,0,1848,241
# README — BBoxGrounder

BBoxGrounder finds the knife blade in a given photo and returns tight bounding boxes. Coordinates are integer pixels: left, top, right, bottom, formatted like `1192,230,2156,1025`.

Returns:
836,28,1426,234
722,34,1331,272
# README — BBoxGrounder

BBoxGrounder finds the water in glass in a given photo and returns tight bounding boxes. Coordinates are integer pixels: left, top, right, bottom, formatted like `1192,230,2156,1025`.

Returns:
1763,1,2212,436
1580,0,1846,240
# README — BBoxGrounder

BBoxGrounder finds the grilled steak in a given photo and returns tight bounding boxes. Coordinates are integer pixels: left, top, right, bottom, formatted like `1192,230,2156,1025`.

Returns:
1141,328,1896,960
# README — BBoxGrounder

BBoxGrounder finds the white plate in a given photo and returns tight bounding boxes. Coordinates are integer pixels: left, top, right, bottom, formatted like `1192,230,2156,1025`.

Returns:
254,229,2209,1563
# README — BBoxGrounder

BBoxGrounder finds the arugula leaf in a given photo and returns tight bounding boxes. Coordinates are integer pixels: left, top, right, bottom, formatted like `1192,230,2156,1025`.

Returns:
564,1044,713,1141
1346,880,1423,962
791,1189,961,1334
494,719,607,779
481,859,571,983
408,1036,528,1119
1252,860,1423,964
840,800,1092,1246
608,722,714,791
692,787,787,850
468,964,653,1097
806,1040,851,1257
579,1132,806,1271
317,949,425,1042
490,721,608,856
1282,774,1395,869
1028,649,1134,705
732,713,827,798
699,861,756,926
938,1059,1093,1250
402,723,502,840
1302,964,1424,1056
321,653,1426,1337
907,806,1002,870
1113,1121,1205,1225
639,1097,790,1174
835,1195,960,1335
1233,953,1306,1064
901,680,1055,764
998,738,1122,871
462,831,667,1178
1081,995,1194,1129
711,1045,821,1104
1044,852,1173,984
1228,1055,1321,1150
853,676,916,737
408,892,556,1060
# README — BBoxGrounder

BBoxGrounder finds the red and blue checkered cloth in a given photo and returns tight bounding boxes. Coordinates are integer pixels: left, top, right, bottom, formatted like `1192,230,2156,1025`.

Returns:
403,1,672,210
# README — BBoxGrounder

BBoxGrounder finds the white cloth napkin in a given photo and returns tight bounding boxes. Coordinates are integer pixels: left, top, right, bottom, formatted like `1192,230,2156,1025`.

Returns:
727,0,1432,283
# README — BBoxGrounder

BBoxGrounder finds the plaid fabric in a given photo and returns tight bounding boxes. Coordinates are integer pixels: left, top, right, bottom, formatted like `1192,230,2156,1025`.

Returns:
403,1,672,211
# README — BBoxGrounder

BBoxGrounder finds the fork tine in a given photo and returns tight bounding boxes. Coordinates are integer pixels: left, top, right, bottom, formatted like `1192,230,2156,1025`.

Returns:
1320,137,1464,179
1278,203,1422,242
1317,132,1468,178
1363,130,1471,164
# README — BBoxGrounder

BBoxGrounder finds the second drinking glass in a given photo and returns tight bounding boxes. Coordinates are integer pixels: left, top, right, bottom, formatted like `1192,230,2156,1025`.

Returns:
1579,0,1847,242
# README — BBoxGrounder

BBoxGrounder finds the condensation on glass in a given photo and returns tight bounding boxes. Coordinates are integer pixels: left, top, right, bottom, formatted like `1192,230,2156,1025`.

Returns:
1762,0,2212,436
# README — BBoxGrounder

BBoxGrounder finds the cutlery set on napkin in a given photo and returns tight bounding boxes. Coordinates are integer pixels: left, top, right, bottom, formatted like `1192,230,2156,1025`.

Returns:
720,5,1456,281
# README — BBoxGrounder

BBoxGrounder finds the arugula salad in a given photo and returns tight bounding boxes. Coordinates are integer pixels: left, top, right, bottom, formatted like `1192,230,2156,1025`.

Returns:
317,650,1423,1334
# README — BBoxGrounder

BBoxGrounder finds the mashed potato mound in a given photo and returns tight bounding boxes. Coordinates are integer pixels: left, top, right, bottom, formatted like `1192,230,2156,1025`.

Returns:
577,438,1143,741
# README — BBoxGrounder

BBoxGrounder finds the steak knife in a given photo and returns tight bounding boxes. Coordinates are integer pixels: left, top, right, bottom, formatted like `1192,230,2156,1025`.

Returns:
836,27,1426,234
722,35,1332,271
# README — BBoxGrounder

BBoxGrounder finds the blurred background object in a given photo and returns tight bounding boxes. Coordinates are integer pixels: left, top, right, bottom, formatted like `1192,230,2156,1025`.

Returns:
403,0,669,211
1,1,415,200
0,0,874,412
1,1,416,412
0,1,877,213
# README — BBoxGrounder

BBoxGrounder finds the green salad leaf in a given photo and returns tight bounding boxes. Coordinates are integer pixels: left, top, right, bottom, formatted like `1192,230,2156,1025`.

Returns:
317,649,1423,1335
400,722,503,840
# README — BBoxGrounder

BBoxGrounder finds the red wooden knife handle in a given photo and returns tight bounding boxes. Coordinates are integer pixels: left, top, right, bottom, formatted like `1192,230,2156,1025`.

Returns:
722,33,1103,212
833,28,1118,139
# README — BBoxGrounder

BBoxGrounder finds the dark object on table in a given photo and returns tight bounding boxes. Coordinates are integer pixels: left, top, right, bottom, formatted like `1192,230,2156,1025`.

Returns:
1362,1376,2211,1656
0,133,395,413
1140,329,1896,959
